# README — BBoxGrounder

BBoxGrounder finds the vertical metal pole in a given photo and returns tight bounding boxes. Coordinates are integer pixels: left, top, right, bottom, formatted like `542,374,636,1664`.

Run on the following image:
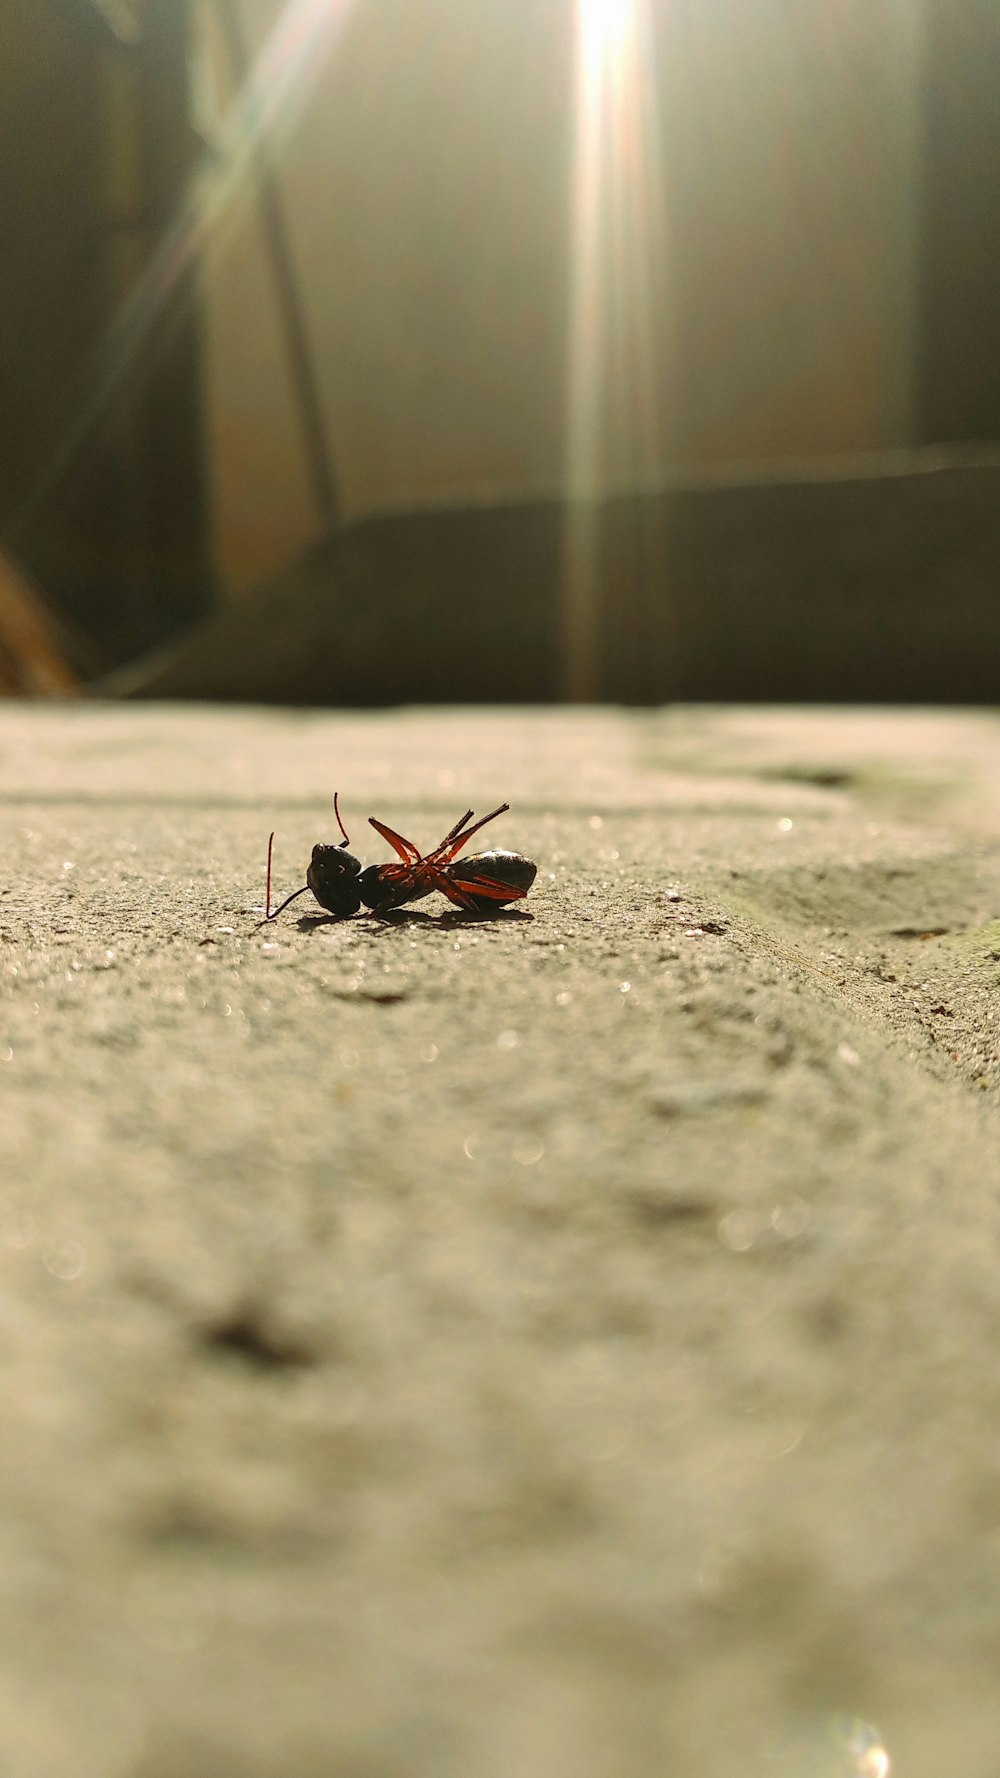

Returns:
136,0,218,625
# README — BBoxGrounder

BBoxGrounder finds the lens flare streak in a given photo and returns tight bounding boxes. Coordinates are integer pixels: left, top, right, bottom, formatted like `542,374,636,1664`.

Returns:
15,0,359,538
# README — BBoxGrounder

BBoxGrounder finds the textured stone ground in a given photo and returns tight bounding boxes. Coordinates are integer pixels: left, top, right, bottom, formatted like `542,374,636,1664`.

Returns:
1,702,1000,1778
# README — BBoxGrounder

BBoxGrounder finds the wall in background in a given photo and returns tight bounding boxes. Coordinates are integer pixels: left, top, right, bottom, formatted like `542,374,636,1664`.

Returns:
197,0,925,596
7,0,998,688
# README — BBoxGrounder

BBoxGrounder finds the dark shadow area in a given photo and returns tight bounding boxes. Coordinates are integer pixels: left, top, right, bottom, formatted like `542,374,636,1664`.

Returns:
262,905,534,935
917,1,1000,445
199,1306,317,1371
116,452,1000,705
377,905,535,930
0,0,215,673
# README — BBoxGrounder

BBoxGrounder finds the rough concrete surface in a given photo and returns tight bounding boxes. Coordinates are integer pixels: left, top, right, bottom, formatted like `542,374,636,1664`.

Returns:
1,701,1000,1778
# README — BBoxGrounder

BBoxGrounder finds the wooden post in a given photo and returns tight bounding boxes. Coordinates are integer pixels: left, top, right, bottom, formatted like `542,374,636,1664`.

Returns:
916,0,1000,444
132,0,217,633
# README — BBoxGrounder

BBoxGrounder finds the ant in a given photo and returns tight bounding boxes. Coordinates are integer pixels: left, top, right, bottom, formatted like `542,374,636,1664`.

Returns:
261,796,536,924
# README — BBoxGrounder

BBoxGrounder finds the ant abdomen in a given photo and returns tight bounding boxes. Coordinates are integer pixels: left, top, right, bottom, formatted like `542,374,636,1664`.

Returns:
455,849,537,912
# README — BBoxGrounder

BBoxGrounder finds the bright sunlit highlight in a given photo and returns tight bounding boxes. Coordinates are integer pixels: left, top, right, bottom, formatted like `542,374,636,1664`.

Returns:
563,0,668,697
838,1716,891,1778
580,0,633,73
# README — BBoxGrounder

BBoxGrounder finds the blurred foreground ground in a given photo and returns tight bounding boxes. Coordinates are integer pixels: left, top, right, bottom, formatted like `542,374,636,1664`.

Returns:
1,701,1000,1778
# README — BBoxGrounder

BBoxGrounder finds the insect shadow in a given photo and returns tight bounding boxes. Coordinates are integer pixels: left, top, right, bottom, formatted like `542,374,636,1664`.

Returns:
285,905,534,935
377,905,535,932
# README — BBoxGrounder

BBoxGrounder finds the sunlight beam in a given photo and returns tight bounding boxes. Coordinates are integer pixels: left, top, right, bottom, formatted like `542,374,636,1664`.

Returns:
563,0,668,700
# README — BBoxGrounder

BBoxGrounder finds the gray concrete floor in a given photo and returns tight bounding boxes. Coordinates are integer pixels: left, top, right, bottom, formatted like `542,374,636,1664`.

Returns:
2,701,1000,1778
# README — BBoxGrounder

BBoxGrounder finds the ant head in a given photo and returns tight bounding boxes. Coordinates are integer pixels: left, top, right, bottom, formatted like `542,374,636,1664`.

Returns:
309,841,361,881
307,845,363,917
262,801,363,926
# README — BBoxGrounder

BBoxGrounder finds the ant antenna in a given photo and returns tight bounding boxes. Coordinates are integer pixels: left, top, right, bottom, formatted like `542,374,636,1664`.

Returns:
333,790,351,847
259,831,310,924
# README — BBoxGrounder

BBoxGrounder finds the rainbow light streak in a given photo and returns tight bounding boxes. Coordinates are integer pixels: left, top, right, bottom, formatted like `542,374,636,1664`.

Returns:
562,0,667,699
17,0,359,537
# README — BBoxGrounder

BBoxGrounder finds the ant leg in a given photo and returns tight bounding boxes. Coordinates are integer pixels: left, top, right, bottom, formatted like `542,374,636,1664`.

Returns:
368,806,490,874
266,831,275,918
434,803,509,866
449,870,527,903
419,810,487,868
377,807,479,873
368,816,422,864
428,808,477,854
369,805,480,865
424,863,479,912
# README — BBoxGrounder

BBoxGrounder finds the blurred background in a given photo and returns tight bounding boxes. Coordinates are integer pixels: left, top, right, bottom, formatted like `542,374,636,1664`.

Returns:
1,0,998,704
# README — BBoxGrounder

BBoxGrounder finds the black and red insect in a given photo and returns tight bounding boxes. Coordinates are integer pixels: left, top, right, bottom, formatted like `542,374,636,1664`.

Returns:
261,797,536,923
